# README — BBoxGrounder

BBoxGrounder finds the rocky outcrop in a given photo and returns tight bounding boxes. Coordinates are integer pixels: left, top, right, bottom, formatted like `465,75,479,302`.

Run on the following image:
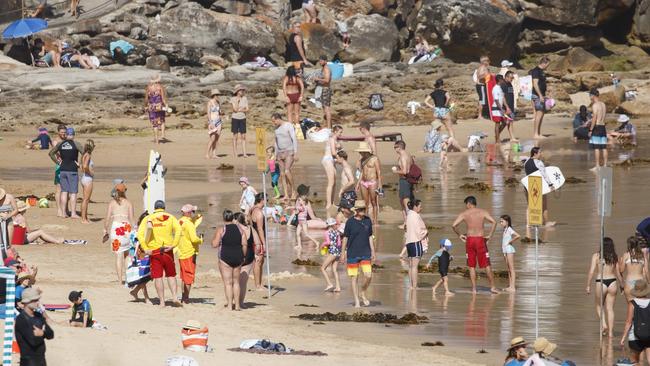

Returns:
631,0,650,50
211,0,253,15
517,25,602,53
414,0,523,62
548,47,604,75
338,14,399,63
300,24,343,61
521,0,600,26
146,54,171,72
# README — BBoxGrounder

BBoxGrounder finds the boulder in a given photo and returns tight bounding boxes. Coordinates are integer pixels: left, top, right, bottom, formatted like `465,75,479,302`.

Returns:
224,65,254,81
146,54,171,72
631,0,650,50
520,0,599,27
548,47,604,75
149,2,279,61
112,22,133,36
517,26,602,54
599,86,625,112
211,0,253,15
413,0,522,63
200,54,230,69
338,14,399,63
67,19,103,36
300,23,342,62
129,27,148,40
253,0,291,28
597,0,635,24
154,43,204,66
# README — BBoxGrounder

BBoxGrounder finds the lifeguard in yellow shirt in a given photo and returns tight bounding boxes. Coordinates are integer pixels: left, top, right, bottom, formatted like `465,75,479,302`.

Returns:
177,204,203,304
137,200,181,308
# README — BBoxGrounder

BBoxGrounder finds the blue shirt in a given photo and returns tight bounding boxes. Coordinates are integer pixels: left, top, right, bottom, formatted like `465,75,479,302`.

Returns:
343,216,373,258
32,134,51,150
504,360,525,366
71,299,93,327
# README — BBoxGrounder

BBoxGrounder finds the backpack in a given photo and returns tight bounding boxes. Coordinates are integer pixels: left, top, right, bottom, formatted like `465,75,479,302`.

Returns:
406,156,422,185
368,93,384,111
633,300,650,341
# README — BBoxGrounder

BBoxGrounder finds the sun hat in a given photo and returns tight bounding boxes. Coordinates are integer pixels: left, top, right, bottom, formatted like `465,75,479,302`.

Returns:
183,320,203,330
325,218,337,227
632,279,650,298
507,336,528,351
0,188,5,201
431,120,443,130
17,270,35,286
16,201,28,213
181,204,198,213
68,290,83,302
354,142,372,153
239,177,249,185
21,288,41,304
500,60,513,68
440,238,452,249
533,337,557,356
618,114,630,123
232,84,245,95
352,200,367,211
297,184,310,196
210,88,221,97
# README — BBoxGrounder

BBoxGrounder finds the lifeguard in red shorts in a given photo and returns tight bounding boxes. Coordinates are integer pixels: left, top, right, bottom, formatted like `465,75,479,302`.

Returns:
452,196,499,294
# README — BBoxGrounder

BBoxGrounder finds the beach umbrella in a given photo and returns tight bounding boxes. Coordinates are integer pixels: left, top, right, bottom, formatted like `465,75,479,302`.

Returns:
2,18,48,39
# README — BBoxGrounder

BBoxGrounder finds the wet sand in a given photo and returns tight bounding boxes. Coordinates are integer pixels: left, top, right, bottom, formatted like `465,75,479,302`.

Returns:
1,114,646,365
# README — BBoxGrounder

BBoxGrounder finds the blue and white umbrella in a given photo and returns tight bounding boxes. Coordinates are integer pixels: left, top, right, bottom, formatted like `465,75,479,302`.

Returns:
2,18,48,39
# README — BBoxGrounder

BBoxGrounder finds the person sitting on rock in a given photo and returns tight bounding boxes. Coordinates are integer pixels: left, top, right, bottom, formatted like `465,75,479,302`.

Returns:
608,114,637,146
58,41,96,69
31,38,59,67
572,105,592,142
302,0,319,23
408,36,441,65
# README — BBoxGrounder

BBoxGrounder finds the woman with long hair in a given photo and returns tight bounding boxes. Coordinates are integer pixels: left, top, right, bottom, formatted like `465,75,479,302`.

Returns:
144,74,168,144
205,89,222,159
620,236,649,302
500,214,520,292
586,237,623,338
80,139,95,224
282,66,304,125
621,279,650,364
212,209,247,311
503,337,528,366
323,125,343,209
103,183,134,284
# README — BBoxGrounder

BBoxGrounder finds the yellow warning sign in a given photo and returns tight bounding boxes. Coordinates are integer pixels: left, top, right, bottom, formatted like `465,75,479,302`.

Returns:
256,127,267,172
527,175,543,226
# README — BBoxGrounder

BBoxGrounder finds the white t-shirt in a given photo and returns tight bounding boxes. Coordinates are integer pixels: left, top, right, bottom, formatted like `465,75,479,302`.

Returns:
502,226,515,252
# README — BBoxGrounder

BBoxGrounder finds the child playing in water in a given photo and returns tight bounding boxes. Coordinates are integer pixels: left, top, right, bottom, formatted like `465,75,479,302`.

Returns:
429,239,454,296
500,215,520,292
25,127,52,150
291,184,320,249
266,147,281,199
320,218,341,292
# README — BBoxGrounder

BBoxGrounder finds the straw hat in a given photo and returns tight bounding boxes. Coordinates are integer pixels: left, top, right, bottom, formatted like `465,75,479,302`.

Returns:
431,120,443,130
632,280,650,298
354,142,372,153
20,288,41,304
210,88,221,97
507,336,527,351
618,114,630,123
532,337,556,356
233,84,246,95
183,320,203,330
17,270,35,286
352,200,367,211
16,201,28,213
0,188,5,201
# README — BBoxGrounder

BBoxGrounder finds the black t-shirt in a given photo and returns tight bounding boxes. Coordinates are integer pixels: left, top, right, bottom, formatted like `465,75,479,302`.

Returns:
430,89,447,108
57,140,79,172
343,216,373,258
438,250,450,276
15,310,54,360
529,67,546,97
504,81,515,111
524,158,538,175
286,33,302,62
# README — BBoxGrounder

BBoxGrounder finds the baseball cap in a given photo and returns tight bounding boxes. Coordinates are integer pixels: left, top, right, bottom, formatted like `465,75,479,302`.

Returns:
68,290,82,302
440,238,452,249
66,127,75,136
154,200,165,209
500,60,513,67
181,204,197,213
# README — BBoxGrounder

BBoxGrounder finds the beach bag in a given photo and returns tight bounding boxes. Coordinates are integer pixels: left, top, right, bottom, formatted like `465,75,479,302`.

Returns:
634,301,650,340
126,256,151,287
368,93,384,111
181,327,209,352
406,157,422,185
300,118,320,139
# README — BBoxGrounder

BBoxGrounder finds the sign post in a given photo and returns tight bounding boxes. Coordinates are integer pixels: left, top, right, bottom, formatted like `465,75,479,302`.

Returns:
597,167,613,344
527,175,543,338
255,128,272,300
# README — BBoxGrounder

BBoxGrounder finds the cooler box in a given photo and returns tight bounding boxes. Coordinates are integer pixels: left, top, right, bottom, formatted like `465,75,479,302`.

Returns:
328,62,344,80
343,63,354,77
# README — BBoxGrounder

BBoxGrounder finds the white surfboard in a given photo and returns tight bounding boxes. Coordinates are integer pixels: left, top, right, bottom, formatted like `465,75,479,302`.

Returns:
144,150,165,214
520,166,565,195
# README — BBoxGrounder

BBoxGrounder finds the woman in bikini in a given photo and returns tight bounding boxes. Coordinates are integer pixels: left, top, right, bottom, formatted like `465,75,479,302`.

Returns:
620,236,648,302
103,183,134,284
80,139,95,224
586,237,623,338
205,89,223,159
282,66,304,125
323,125,343,209
355,143,380,224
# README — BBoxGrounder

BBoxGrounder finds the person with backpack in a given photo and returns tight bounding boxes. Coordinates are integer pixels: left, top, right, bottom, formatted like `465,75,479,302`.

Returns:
621,279,650,363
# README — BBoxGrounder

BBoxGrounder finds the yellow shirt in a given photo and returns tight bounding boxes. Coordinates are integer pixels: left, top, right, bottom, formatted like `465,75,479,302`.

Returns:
176,216,203,260
137,209,181,251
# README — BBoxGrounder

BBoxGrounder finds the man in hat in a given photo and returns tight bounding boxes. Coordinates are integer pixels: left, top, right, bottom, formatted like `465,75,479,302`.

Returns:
15,287,54,366
177,204,203,304
272,113,298,199
608,114,637,146
314,55,332,128
230,84,249,158
48,127,83,219
355,142,380,224
137,200,182,307
451,196,499,294
250,193,267,290
341,200,375,308
588,88,608,170
391,140,412,228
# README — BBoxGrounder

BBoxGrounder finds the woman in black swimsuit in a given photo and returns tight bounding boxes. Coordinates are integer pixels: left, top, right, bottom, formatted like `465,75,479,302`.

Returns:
212,209,247,311
586,237,623,338
234,212,258,307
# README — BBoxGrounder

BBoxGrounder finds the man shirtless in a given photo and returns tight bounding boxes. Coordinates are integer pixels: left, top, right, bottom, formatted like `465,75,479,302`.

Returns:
314,55,332,129
355,143,380,224
452,196,499,294
474,55,491,119
589,88,608,170
392,140,411,228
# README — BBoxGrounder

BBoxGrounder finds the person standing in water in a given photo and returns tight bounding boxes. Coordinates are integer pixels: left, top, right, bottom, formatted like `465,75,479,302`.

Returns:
323,125,343,209
250,193,267,291
403,199,428,289
272,113,298,200
586,237,623,338
341,200,375,308
524,147,555,229
205,89,223,159
620,236,648,302
392,140,412,228
451,196,499,294
320,218,342,292
335,150,355,204
589,88,608,170
500,215,520,292
355,142,380,225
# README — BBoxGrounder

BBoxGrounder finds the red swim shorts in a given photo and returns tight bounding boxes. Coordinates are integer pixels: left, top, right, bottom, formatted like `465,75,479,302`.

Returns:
465,236,490,268
150,250,176,279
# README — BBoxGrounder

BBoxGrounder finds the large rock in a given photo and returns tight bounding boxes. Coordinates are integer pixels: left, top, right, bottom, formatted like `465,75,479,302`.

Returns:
146,54,171,72
149,2,279,61
631,0,650,50
338,14,399,62
413,0,522,63
67,19,103,36
253,0,291,28
211,0,253,15
598,0,635,24
300,23,343,62
154,43,204,66
548,47,604,75
517,26,602,53
521,0,599,26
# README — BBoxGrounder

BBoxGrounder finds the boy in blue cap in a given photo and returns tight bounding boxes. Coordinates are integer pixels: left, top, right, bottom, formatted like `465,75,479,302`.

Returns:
429,239,454,296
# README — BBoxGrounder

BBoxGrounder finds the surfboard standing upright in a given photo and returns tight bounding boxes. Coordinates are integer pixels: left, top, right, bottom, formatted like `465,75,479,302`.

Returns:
144,150,165,214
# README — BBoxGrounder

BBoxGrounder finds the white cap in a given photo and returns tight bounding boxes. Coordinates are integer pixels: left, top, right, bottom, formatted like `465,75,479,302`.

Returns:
618,114,630,123
325,218,337,227
501,60,513,67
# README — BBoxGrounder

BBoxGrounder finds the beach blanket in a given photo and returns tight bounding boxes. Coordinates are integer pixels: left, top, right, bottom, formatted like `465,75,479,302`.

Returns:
228,348,327,356
109,40,133,58
243,56,274,68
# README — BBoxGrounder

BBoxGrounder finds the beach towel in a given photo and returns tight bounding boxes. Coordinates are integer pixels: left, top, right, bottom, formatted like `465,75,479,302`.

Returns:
307,128,331,143
519,75,532,101
126,256,151,288
109,40,134,58
229,348,327,356
233,339,326,356
242,56,274,68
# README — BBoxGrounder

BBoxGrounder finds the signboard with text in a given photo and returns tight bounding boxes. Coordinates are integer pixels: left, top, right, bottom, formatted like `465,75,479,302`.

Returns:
527,176,543,226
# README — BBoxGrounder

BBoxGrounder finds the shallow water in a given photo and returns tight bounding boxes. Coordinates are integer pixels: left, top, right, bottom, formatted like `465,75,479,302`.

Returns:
4,135,647,364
